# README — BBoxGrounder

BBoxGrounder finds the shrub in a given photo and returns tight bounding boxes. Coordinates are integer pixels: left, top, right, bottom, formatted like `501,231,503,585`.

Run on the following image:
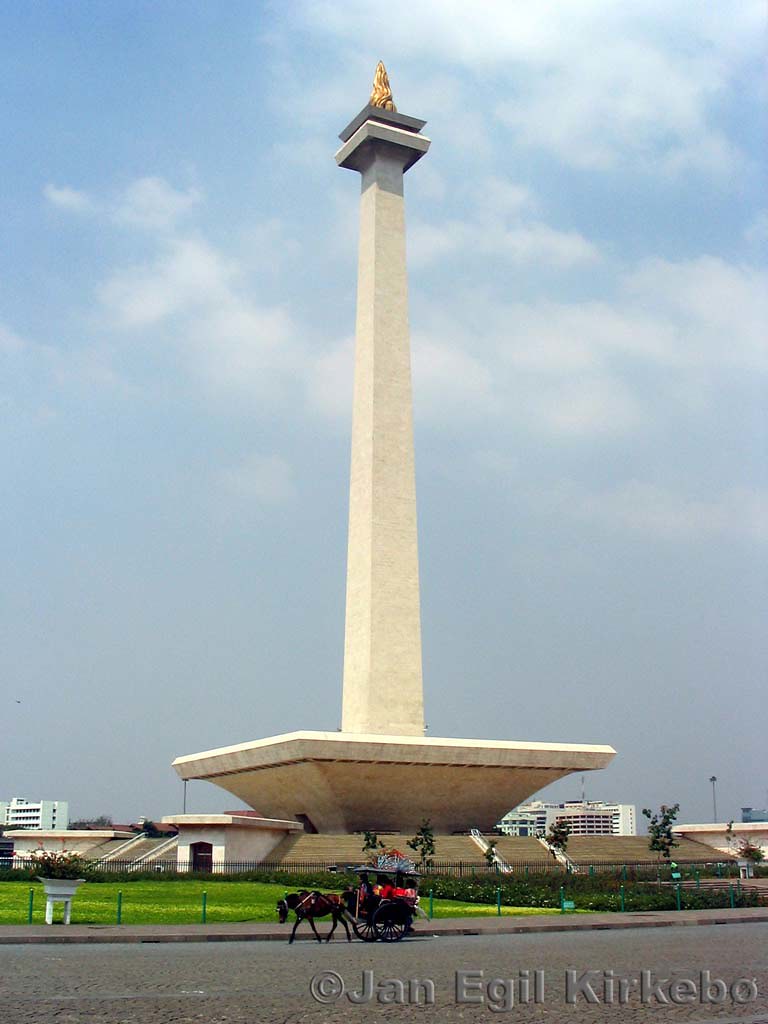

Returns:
21,849,91,880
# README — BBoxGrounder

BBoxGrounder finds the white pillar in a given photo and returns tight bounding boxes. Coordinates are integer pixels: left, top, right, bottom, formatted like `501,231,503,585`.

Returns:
336,112,430,736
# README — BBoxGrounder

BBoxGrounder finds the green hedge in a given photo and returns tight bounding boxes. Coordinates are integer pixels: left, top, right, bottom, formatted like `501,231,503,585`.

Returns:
0,866,361,887
419,874,759,912
0,866,758,913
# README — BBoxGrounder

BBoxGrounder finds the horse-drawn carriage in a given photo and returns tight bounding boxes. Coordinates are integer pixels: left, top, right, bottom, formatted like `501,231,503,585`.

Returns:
344,866,422,942
277,860,424,944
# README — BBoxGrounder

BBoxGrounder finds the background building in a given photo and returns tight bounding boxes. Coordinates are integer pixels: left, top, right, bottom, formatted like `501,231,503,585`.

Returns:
742,807,768,823
498,800,636,836
0,797,69,831
674,821,768,858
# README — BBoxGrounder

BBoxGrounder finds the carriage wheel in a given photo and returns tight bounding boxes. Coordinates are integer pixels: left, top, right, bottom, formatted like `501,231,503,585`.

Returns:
373,905,408,942
352,919,378,942
376,917,407,941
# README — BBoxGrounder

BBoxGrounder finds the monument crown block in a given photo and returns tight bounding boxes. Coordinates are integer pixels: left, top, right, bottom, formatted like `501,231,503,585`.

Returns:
172,67,616,834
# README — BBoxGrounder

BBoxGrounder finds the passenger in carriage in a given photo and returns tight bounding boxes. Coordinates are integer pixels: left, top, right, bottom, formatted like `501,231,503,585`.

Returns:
377,874,397,900
356,871,374,911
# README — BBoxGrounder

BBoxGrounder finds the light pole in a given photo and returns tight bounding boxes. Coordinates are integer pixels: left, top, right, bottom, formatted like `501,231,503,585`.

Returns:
709,776,718,822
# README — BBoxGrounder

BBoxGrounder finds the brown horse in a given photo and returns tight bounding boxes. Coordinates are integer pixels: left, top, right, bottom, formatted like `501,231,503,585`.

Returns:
277,890,352,944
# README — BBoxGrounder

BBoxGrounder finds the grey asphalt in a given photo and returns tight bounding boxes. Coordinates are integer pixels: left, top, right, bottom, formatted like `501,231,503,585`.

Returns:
1,905,766,944
0,922,766,1023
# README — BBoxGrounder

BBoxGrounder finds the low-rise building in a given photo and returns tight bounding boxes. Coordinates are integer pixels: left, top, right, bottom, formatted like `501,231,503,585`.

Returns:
162,813,303,871
742,807,768,823
498,800,636,836
674,821,768,858
0,797,68,831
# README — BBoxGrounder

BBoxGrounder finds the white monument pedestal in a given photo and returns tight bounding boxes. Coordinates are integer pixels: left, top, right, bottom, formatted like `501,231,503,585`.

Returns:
173,731,615,834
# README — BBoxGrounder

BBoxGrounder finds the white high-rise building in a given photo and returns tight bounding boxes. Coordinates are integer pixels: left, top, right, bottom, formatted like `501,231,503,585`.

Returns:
498,800,636,836
0,797,69,831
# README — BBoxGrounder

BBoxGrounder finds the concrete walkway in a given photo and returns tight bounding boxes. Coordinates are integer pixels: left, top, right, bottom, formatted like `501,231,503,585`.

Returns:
2,907,766,945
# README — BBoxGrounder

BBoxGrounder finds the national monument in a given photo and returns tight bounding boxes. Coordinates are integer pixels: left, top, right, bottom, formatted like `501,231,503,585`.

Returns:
171,65,615,838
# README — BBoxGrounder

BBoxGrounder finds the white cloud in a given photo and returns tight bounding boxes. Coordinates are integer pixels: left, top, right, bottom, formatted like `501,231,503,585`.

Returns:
622,257,768,370
100,232,303,404
111,177,202,231
413,334,496,423
502,223,599,267
0,316,131,424
408,219,462,266
0,323,28,354
271,136,330,169
43,176,201,231
408,165,448,204
495,40,738,174
101,237,235,327
403,252,766,439
192,301,298,397
565,481,768,543
528,375,644,437
289,0,762,174
43,184,96,213
409,177,598,270
488,257,767,376
307,336,354,419
745,211,768,245
408,305,629,436
219,453,296,504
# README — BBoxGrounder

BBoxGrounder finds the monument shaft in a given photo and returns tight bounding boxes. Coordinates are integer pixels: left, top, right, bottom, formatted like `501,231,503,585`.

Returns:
337,119,430,736
172,80,617,836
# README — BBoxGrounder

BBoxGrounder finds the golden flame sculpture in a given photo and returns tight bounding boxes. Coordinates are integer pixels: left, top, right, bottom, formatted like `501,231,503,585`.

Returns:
369,61,397,111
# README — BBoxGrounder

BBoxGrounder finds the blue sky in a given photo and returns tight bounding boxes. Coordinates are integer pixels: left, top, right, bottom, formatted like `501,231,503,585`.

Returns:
2,1,766,827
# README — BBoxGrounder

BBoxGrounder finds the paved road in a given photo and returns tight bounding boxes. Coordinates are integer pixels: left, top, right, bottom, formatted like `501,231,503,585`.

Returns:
1,923,766,1023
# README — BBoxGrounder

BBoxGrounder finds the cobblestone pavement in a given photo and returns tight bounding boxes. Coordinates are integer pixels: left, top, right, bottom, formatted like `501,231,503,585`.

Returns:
1,923,766,1024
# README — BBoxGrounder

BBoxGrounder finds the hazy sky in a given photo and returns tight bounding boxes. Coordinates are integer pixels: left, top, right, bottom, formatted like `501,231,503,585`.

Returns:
2,2,765,829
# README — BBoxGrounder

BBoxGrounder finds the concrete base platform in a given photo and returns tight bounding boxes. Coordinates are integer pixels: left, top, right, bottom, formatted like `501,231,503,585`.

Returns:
173,731,616,833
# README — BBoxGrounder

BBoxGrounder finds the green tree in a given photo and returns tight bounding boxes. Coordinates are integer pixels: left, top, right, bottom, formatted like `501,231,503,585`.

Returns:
545,820,571,857
68,814,113,829
642,803,680,861
407,819,436,869
724,820,737,856
361,831,384,859
737,838,765,863
484,839,498,868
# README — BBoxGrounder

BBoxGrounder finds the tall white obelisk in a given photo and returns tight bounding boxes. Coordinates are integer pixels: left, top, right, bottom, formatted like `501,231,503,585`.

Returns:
172,69,617,835
336,64,430,736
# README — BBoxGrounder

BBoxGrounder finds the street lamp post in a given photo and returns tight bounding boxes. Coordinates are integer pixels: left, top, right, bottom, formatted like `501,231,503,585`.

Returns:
709,776,718,822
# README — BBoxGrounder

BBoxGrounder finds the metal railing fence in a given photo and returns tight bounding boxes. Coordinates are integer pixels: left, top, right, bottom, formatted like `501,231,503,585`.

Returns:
3,856,735,878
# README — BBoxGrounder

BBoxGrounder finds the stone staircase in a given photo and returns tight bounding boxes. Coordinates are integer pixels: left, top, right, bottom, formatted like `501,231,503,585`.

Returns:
80,838,135,860
265,833,491,867
265,833,561,868
536,835,580,872
127,836,178,865
266,833,370,865
565,835,732,866
491,836,558,865
98,833,177,865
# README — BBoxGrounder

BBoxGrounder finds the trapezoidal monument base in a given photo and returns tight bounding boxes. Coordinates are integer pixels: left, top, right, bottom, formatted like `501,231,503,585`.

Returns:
173,731,616,834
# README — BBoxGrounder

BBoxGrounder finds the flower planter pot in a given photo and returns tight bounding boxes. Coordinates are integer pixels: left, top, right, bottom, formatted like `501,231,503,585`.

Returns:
36,877,86,924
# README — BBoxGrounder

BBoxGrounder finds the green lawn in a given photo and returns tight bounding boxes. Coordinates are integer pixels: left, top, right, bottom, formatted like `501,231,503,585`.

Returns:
0,881,563,926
